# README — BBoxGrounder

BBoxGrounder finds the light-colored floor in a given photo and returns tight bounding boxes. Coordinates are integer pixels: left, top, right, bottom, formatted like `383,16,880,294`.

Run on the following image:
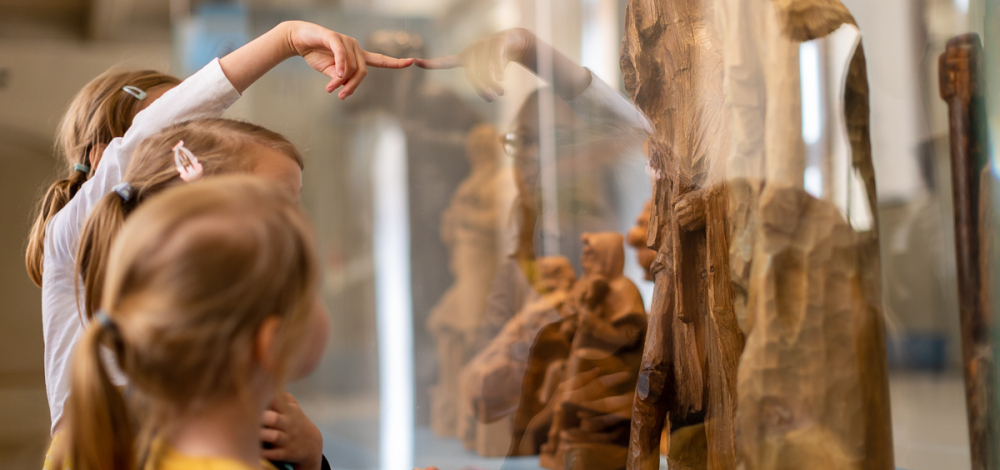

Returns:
0,373,974,470
890,373,970,470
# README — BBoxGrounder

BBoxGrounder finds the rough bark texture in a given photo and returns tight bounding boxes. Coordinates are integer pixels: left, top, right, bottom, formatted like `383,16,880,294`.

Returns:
940,32,1000,470
731,1,894,469
622,0,893,468
621,0,744,469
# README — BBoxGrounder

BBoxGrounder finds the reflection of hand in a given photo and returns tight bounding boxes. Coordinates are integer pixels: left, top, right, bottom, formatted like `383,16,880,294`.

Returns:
555,369,630,409
415,28,535,102
674,190,707,232
285,21,414,99
576,393,633,432
260,392,323,470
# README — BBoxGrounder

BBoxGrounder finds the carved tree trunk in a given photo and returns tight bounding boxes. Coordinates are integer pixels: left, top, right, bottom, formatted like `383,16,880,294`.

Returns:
940,32,1000,470
623,0,893,468
731,1,893,469
621,0,744,469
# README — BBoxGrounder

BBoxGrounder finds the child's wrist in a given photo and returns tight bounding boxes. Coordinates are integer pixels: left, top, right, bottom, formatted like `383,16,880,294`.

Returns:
276,21,302,59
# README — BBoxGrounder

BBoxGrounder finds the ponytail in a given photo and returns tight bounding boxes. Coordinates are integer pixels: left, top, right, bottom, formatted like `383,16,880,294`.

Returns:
53,323,134,470
77,192,132,320
27,69,180,287
25,169,90,286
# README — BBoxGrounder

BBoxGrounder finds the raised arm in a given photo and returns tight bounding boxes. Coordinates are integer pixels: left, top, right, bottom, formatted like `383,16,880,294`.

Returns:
416,28,591,103
221,20,413,99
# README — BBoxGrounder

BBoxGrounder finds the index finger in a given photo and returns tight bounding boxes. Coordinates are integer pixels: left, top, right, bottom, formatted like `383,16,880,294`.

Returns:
561,367,602,390
363,52,415,69
414,55,462,69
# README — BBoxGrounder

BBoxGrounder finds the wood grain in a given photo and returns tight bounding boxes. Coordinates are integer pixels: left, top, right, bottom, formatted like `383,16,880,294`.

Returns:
940,32,1000,470
621,0,743,468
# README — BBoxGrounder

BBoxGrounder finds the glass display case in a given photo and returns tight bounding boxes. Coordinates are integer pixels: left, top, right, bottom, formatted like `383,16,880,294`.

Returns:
163,1,990,469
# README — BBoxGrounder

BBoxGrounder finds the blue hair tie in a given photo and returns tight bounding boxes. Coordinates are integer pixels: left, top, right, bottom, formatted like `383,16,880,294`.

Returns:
113,182,134,202
94,309,115,330
73,163,90,173
122,86,147,100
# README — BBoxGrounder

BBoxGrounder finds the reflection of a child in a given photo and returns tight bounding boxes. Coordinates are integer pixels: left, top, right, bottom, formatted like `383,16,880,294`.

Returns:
419,28,652,462
419,28,650,350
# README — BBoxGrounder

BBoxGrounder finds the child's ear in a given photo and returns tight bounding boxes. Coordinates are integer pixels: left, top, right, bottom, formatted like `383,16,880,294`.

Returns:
89,143,107,171
253,316,283,374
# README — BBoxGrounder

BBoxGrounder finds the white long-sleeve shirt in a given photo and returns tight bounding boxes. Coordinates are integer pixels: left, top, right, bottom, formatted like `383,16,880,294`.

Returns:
41,58,241,434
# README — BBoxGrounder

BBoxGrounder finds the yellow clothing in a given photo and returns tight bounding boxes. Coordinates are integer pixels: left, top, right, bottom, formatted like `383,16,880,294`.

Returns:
42,431,63,470
43,434,277,470
146,444,279,470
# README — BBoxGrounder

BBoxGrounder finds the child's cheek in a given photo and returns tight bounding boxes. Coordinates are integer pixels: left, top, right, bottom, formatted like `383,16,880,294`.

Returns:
293,300,330,379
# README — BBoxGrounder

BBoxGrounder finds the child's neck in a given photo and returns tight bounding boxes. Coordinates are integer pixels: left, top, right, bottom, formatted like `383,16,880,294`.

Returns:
167,393,268,469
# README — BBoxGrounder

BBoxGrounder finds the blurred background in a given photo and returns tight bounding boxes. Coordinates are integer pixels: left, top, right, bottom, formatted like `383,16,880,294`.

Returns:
0,0,990,469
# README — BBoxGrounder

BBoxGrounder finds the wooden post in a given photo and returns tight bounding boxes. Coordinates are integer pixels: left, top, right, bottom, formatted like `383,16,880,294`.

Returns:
940,32,1000,470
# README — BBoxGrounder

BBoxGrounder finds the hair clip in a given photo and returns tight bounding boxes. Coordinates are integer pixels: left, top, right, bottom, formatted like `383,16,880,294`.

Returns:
94,309,116,330
73,163,91,173
122,86,147,100
113,182,134,201
172,140,203,182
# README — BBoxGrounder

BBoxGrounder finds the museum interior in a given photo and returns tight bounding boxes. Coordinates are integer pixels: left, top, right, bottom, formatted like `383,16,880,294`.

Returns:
0,0,995,469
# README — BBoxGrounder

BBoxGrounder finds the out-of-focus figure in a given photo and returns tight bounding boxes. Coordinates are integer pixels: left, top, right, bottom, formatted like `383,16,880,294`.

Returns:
458,256,576,456
348,30,485,427
427,124,513,436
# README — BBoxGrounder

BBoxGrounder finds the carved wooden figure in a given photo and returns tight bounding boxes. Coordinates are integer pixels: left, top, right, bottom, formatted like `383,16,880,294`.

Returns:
626,200,656,281
621,0,744,468
457,256,577,456
725,0,894,469
428,124,510,436
506,233,647,470
940,33,1000,470
622,0,893,468
539,232,647,470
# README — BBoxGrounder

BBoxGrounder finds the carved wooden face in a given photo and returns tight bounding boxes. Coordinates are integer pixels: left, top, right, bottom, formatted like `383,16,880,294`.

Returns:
626,200,656,280
538,256,577,293
580,232,626,278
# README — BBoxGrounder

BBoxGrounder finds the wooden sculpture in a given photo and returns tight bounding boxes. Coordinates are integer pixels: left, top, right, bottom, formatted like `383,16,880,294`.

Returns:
505,232,647,470
626,200,656,281
457,256,577,456
539,232,646,470
427,124,511,436
940,33,1000,470
622,0,893,468
725,0,894,469
620,0,744,468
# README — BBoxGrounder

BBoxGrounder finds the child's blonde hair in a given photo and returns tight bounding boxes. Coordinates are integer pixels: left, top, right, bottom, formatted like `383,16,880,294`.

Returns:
26,69,180,286
57,175,320,470
76,118,304,320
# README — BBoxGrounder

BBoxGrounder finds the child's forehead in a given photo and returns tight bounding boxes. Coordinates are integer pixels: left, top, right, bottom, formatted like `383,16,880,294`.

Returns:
247,145,303,199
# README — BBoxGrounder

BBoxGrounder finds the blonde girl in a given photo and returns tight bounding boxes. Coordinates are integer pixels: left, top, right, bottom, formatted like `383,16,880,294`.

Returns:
76,118,305,320
53,176,330,470
34,20,409,466
26,69,180,287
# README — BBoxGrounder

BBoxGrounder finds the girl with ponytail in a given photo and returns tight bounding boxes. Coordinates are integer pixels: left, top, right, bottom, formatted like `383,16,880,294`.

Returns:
26,69,180,287
35,20,411,467
51,176,330,470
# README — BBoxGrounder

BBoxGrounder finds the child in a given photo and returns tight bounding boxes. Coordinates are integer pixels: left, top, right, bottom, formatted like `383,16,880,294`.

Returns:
76,118,304,320
25,69,180,286
34,20,410,466
52,176,329,470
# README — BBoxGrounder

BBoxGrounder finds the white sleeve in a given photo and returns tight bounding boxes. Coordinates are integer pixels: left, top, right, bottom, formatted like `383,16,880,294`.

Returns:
46,58,241,260
41,57,240,434
567,69,653,136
